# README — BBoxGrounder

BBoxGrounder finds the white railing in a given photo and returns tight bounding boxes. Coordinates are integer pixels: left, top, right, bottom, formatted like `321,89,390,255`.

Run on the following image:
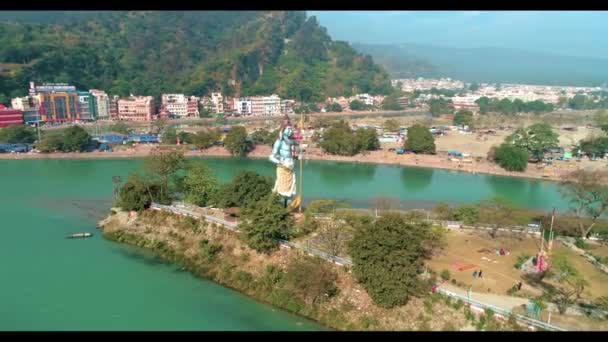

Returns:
437,288,567,331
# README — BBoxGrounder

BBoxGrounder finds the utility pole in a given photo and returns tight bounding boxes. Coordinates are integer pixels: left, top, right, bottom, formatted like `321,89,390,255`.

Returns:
548,208,556,256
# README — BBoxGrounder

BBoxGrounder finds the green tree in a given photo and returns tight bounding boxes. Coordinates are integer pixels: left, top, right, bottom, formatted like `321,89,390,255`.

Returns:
453,205,480,225
181,162,219,207
214,170,273,209
177,131,193,144
224,126,252,157
62,125,91,152
493,143,529,172
383,119,400,132
162,127,178,144
240,193,293,253
349,213,439,308
478,197,520,238
568,94,587,110
349,99,366,111
0,124,37,143
324,102,343,112
404,124,435,154
143,150,186,204
453,110,474,128
355,128,380,152
428,98,452,117
36,133,64,153
283,256,338,305
192,129,222,150
116,173,161,212
320,120,362,156
250,128,277,146
506,123,559,160
593,110,608,133
108,122,130,135
468,83,480,91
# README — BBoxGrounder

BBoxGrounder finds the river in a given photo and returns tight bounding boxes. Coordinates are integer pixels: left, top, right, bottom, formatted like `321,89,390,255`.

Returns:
0,158,568,330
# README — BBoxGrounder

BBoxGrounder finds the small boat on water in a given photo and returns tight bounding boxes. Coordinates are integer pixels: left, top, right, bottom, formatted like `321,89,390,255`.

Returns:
66,233,93,239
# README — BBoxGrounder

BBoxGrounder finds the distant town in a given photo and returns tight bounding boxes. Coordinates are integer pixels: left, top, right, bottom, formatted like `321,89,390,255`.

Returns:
0,77,606,128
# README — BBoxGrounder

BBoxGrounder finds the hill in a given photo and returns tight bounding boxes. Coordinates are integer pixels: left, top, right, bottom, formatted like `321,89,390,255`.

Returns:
0,11,392,105
354,43,608,87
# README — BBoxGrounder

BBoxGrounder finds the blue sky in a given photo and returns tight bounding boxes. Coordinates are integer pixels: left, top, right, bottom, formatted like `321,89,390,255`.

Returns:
308,11,608,59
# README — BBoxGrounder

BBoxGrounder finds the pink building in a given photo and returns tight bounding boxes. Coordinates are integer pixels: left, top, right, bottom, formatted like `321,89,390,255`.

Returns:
117,96,155,121
187,96,199,117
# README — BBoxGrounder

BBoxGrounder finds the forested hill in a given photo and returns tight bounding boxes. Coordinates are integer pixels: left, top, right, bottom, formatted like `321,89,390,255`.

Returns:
0,11,392,104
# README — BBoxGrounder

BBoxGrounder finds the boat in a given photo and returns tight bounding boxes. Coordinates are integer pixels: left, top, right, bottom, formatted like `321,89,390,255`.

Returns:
66,233,93,239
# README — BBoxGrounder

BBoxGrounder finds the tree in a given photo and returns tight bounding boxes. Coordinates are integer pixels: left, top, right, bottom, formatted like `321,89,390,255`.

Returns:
383,119,400,133
192,129,222,150
250,128,277,146
324,102,343,112
239,193,293,253
428,98,452,117
108,122,130,135
181,162,219,207
143,150,186,204
283,256,338,305
404,124,435,154
349,99,366,111
0,124,37,143
468,83,480,92
162,127,178,144
453,110,474,128
349,213,440,308
62,125,91,152
506,123,559,160
315,218,353,256
493,143,529,172
545,252,588,314
320,120,368,156
593,110,608,133
177,131,193,144
568,94,587,110
355,128,380,152
224,126,252,157
153,119,167,134
36,133,64,153
453,205,480,225
214,170,273,209
559,170,608,238
116,173,161,212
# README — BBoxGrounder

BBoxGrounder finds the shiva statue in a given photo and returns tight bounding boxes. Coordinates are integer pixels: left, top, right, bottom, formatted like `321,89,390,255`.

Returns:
269,115,298,207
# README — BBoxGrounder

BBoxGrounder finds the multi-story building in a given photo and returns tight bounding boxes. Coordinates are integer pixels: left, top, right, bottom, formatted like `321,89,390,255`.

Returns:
90,89,110,120
0,104,23,128
233,99,252,115
280,100,296,114
187,96,199,117
77,91,97,121
117,96,155,121
37,91,79,122
109,95,119,120
223,97,235,114
211,93,224,113
250,94,281,116
161,94,188,117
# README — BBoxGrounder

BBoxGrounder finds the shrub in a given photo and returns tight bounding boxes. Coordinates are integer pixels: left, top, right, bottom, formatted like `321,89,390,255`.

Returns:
199,239,222,262
239,193,293,253
440,269,451,281
574,237,590,250
283,256,339,305
514,254,531,270
404,124,436,154
453,299,464,310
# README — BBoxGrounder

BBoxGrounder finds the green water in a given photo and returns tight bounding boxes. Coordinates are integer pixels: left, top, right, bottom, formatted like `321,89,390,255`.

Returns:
0,158,568,330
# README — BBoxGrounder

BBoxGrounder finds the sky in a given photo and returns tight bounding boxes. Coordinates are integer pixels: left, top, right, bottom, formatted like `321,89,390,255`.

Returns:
308,11,608,59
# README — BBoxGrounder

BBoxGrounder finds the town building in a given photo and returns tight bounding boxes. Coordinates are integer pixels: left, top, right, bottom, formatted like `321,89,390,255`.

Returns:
233,99,252,115
280,100,296,114
211,93,224,113
89,89,110,120
250,94,281,116
187,96,199,117
37,91,79,122
117,96,155,121
161,94,189,117
223,97,235,114
0,104,24,128
109,95,119,120
77,91,97,121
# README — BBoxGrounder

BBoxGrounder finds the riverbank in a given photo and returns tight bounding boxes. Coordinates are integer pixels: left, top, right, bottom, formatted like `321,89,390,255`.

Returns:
99,208,485,331
0,143,584,183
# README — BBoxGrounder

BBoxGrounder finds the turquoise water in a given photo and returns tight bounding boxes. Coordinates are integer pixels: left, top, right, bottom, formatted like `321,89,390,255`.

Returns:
0,158,568,330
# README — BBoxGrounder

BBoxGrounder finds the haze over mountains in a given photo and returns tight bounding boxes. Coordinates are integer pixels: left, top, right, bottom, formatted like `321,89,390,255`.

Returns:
354,43,608,86
312,11,608,87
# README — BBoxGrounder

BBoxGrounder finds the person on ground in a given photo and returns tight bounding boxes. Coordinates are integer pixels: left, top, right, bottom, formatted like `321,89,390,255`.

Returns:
478,270,483,278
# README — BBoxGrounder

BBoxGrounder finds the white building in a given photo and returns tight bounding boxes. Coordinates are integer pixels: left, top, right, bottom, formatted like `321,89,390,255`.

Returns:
233,99,252,115
250,94,281,116
89,89,110,120
161,94,188,117
11,96,37,110
117,96,155,121
211,93,224,113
